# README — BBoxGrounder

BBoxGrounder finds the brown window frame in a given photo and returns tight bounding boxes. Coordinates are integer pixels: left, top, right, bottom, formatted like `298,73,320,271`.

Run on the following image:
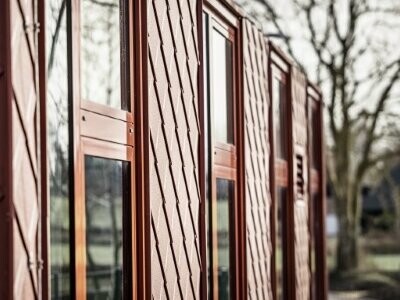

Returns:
202,2,246,299
78,0,133,118
40,0,150,299
74,138,136,299
69,0,136,298
269,44,295,300
307,84,327,300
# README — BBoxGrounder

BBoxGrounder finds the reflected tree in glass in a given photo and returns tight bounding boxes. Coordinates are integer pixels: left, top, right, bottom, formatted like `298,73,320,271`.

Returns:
275,187,287,300
212,29,234,145
81,0,122,109
85,156,125,300
47,0,124,298
46,0,70,298
216,179,234,300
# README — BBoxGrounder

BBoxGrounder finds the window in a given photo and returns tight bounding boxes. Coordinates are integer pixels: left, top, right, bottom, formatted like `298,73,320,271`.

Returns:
47,0,139,298
212,29,234,144
275,187,288,300
81,0,130,110
46,0,70,297
203,7,242,299
272,69,288,160
309,192,318,299
270,57,291,300
215,179,235,299
76,140,134,299
75,0,135,291
85,157,126,298
308,90,325,300
310,104,320,170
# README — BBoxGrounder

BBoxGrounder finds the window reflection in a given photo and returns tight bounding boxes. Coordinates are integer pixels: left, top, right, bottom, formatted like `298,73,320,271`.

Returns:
85,156,126,299
81,0,123,109
216,179,234,300
311,192,319,299
212,29,234,144
273,77,287,159
46,0,70,298
311,107,319,169
275,187,287,300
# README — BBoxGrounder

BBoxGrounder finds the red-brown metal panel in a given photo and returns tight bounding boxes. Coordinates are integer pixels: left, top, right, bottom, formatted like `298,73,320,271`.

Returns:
291,67,311,300
0,0,13,298
148,0,202,298
243,19,273,300
1,0,42,298
0,0,43,299
10,0,42,298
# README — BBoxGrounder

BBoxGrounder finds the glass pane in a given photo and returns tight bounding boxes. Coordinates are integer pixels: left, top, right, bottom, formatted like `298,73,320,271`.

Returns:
203,11,212,300
273,77,287,159
275,187,287,300
46,0,70,297
85,156,126,299
311,193,318,299
212,29,234,144
81,0,123,109
311,107,320,169
216,179,234,300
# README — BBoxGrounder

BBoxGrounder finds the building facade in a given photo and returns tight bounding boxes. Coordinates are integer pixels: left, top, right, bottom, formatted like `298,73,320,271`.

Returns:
0,0,326,299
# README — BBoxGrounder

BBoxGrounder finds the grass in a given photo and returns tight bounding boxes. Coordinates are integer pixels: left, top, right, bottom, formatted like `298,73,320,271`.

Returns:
328,232,400,300
368,254,400,271
329,270,400,300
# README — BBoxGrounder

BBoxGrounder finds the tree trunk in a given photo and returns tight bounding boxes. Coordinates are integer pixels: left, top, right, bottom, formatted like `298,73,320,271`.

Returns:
336,216,359,271
334,188,361,272
393,186,400,236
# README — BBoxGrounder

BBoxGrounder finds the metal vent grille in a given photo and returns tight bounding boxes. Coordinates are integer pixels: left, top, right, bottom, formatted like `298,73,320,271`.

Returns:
296,154,304,199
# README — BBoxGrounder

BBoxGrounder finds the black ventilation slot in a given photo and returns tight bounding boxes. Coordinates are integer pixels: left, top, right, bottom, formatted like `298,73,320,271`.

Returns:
296,154,304,199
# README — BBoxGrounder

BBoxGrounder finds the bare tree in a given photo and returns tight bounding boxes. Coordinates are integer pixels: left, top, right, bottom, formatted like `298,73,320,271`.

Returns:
238,0,400,272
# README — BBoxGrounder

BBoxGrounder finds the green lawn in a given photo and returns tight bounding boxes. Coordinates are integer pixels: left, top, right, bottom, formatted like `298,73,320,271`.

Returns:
368,254,400,271
328,233,400,300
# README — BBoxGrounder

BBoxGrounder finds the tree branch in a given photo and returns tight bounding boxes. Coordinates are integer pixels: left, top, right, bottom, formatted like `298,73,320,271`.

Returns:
356,61,400,178
329,0,345,44
47,0,66,76
367,149,400,169
252,0,307,71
